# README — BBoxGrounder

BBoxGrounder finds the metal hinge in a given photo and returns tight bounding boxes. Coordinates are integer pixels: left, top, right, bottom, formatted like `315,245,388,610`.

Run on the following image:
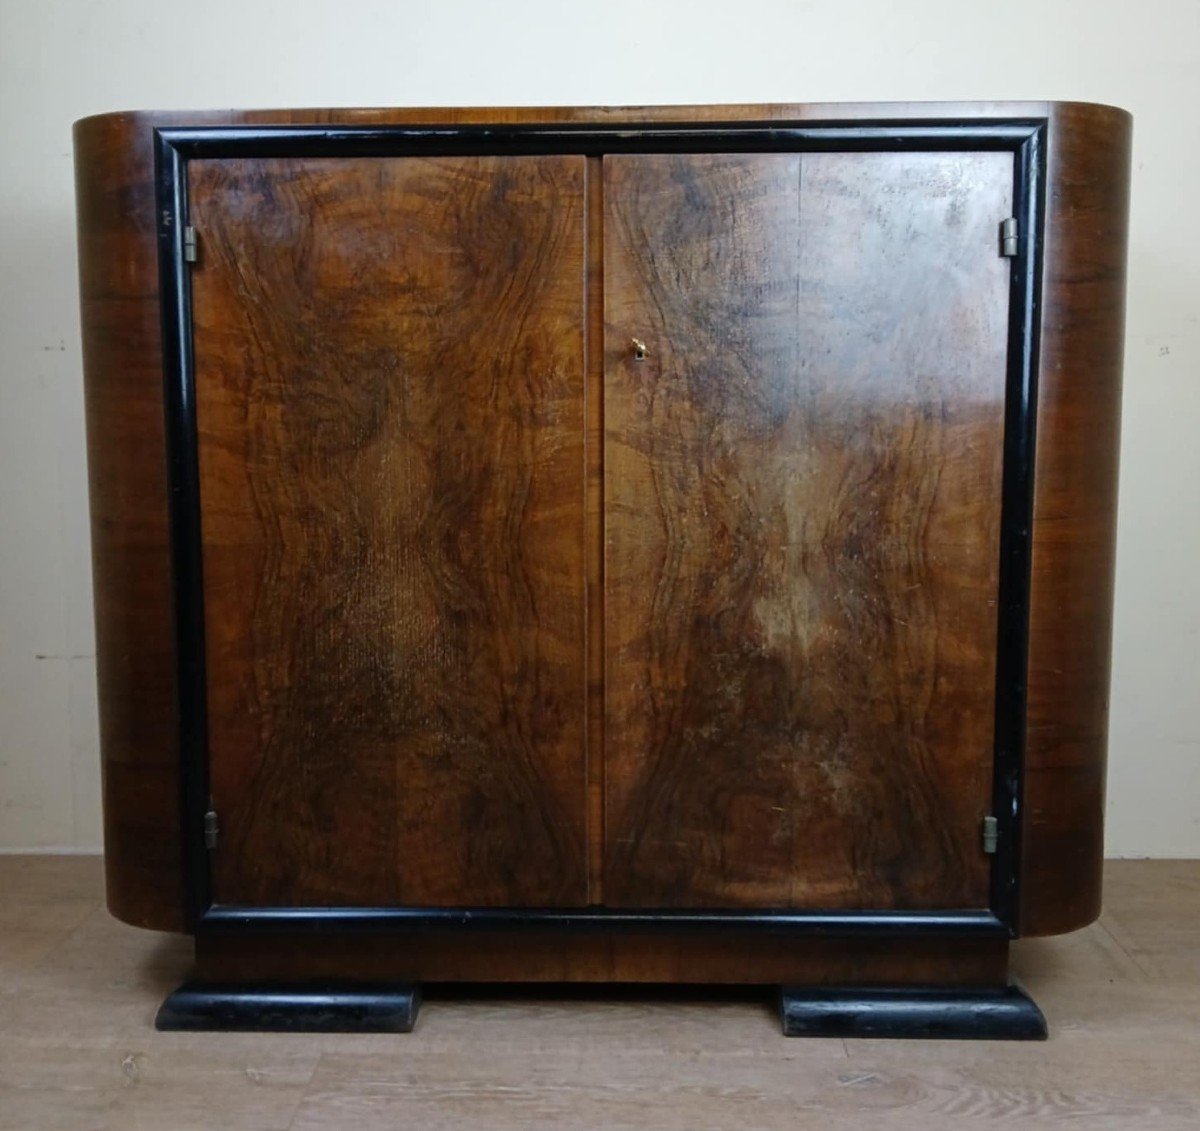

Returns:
999,217,1019,257
982,815,999,855
183,226,198,263
204,808,218,849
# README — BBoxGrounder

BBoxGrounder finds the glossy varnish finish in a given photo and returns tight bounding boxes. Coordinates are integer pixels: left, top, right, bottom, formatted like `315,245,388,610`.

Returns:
584,155,608,903
1018,103,1132,935
193,928,1010,987
189,155,588,907
603,151,1012,909
73,102,1131,943
74,116,186,930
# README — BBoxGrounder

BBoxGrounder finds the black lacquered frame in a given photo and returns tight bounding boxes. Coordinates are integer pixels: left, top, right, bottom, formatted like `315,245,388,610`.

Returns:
154,119,1047,940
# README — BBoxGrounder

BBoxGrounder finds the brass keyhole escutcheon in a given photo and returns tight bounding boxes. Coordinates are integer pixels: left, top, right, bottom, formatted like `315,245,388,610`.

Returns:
631,338,648,361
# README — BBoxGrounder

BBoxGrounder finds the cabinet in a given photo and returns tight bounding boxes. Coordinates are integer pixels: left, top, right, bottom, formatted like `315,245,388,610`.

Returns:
74,102,1131,1038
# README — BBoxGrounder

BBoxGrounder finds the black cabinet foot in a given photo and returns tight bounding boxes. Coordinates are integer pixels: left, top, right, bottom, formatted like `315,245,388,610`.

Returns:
155,981,421,1033
779,984,1046,1040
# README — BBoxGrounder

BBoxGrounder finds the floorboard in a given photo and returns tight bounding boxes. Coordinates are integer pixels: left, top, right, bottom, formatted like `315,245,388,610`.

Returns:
1,857,1198,1130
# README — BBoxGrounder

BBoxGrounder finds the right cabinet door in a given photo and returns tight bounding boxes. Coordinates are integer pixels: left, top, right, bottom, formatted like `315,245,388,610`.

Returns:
603,150,1013,909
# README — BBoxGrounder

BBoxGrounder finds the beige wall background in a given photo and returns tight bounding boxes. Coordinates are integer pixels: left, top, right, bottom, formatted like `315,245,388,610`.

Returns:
0,0,1196,855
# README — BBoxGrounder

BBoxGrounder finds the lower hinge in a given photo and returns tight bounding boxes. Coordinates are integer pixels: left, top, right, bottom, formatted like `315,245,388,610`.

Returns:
982,815,999,855
204,808,219,850
183,226,198,263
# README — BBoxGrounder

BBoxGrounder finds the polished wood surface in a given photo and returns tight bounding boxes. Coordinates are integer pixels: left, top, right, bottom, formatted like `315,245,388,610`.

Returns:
76,100,1072,133
602,151,1011,909
584,156,608,904
190,155,588,907
73,101,1130,938
73,114,186,931
1019,103,1133,935
6,857,1200,1129
193,930,1008,987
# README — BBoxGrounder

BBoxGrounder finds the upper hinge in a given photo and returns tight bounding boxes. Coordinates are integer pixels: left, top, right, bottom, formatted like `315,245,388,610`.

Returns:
183,226,198,263
999,217,1019,258
203,808,218,849
982,815,999,855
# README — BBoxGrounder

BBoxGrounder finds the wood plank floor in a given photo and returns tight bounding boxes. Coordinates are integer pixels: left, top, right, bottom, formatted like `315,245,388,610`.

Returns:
1,857,1198,1130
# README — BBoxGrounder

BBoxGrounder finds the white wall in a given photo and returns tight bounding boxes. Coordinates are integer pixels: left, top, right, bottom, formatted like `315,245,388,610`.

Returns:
0,0,1196,854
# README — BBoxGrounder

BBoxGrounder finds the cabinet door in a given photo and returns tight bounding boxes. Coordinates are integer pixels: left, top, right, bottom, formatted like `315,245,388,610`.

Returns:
191,156,588,907
604,151,1012,909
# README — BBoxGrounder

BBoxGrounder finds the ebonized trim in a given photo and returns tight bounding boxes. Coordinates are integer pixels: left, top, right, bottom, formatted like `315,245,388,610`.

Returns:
991,125,1047,930
779,985,1047,1040
157,121,1044,158
199,906,1009,936
154,136,211,926
156,981,421,1033
154,119,1047,940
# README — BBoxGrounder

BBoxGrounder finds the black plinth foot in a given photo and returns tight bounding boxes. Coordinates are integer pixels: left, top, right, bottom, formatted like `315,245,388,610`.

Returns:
155,981,421,1033
779,984,1046,1040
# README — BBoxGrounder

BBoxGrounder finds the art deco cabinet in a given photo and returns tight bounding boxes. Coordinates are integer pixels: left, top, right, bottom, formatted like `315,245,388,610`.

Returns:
73,102,1130,1038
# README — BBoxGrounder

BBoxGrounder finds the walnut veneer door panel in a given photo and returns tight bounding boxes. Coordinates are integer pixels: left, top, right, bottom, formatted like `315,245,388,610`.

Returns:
190,155,587,908
603,151,1012,909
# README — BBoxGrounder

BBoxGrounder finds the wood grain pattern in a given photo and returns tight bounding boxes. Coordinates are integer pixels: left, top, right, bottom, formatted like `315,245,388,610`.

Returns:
603,151,1012,909
1018,103,1132,936
73,101,1130,938
189,156,588,907
584,156,607,903
194,929,1009,986
73,114,187,931
76,101,1069,135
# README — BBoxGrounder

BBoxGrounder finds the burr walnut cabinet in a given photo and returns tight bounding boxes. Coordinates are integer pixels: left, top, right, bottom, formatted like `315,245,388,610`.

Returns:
73,101,1130,1038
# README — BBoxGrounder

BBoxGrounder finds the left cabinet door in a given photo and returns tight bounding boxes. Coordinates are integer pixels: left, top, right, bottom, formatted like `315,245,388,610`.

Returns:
189,155,589,908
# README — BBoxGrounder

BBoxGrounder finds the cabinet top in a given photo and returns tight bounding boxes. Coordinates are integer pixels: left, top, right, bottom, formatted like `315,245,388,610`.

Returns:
74,100,1130,135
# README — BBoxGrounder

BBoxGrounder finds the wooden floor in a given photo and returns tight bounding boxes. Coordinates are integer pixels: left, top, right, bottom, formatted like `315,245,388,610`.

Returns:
1,858,1198,1130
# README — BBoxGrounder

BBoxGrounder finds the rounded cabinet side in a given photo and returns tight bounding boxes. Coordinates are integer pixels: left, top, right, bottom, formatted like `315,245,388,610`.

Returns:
76,112,188,931
1018,102,1132,936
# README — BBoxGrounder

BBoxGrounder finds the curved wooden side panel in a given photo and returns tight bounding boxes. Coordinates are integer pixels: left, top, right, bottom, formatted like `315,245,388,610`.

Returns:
1019,104,1132,936
75,115,190,930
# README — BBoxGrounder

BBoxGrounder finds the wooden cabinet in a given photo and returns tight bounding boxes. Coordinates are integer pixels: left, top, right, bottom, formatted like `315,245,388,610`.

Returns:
74,102,1131,1038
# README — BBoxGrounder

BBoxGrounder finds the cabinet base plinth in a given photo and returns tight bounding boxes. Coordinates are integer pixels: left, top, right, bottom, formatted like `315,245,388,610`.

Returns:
155,982,421,1033
779,985,1046,1040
